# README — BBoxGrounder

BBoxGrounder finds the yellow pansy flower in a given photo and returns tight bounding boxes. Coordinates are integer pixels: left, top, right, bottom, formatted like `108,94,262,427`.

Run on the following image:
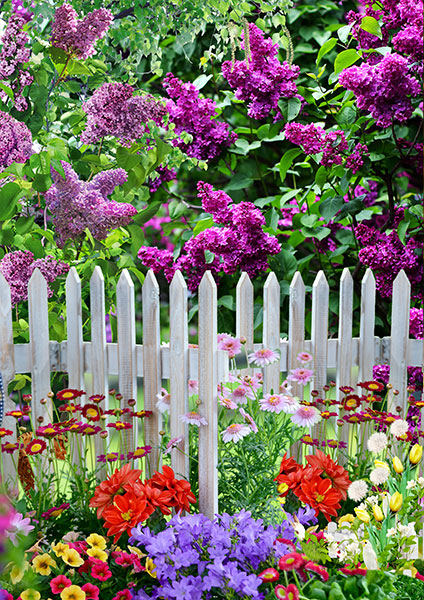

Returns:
52,542,70,558
60,585,86,600
32,553,57,576
21,590,41,600
9,560,29,584
86,533,107,550
86,547,108,562
145,557,157,578
62,548,84,568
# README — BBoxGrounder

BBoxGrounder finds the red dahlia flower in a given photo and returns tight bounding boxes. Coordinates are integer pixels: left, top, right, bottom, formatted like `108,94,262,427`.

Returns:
102,491,154,542
150,465,196,512
297,477,342,520
306,450,351,499
89,463,142,518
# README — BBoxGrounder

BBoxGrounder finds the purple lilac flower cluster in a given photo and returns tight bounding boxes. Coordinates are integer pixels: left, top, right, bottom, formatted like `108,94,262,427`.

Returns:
11,0,34,21
51,3,113,60
0,14,33,111
148,165,177,193
339,53,421,128
45,162,137,247
81,83,167,146
284,122,368,172
138,182,281,290
355,224,423,299
221,23,300,120
346,5,388,51
142,212,174,252
130,509,316,600
163,73,237,161
0,111,33,169
0,251,69,305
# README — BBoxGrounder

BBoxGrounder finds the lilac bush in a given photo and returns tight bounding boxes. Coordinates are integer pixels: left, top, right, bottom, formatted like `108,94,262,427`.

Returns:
0,111,33,168
0,13,33,111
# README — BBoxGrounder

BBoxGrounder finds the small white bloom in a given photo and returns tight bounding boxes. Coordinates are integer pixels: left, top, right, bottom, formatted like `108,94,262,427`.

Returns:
418,477,424,486
406,480,417,490
347,480,368,502
387,527,397,537
370,467,390,485
366,495,379,506
367,432,388,453
390,419,409,437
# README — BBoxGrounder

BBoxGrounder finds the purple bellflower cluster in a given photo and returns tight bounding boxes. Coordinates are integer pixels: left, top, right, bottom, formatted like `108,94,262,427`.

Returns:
0,251,69,306
163,73,237,161
221,23,300,120
0,111,33,168
138,182,281,290
81,82,167,146
0,13,33,111
45,162,137,247
51,3,113,60
339,53,421,128
284,122,368,173
355,223,423,299
130,508,317,600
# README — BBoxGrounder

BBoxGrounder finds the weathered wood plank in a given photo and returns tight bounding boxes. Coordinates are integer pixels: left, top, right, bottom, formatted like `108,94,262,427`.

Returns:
236,272,254,366
311,271,329,439
389,270,410,413
358,269,375,384
337,268,353,461
263,272,280,394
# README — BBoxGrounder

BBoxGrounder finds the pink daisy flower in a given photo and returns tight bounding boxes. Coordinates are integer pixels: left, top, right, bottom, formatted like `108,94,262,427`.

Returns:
287,368,314,385
296,351,313,364
259,394,300,415
231,386,249,405
179,412,208,426
291,405,321,427
156,387,170,413
239,407,258,433
217,333,242,358
221,423,251,443
219,397,238,410
248,348,279,367
164,436,184,455
6,512,34,545
188,380,198,396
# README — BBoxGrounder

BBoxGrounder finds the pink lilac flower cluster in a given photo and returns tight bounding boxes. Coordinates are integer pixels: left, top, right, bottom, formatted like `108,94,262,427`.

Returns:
346,5,387,51
339,53,421,128
284,122,368,172
0,250,69,305
148,165,177,193
410,307,424,339
51,3,113,60
162,73,237,161
45,162,137,247
355,224,423,299
353,180,379,207
0,111,33,168
12,0,34,21
221,23,300,120
142,212,174,251
81,82,167,146
138,182,281,290
0,14,33,111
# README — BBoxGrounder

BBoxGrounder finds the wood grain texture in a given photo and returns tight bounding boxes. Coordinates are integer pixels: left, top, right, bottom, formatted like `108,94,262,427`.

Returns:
337,268,353,462
263,272,280,394
169,271,189,480
389,270,410,413
236,273,254,372
311,271,329,439
117,269,137,452
142,270,161,477
359,269,376,384
28,269,51,424
288,272,305,401
198,271,218,519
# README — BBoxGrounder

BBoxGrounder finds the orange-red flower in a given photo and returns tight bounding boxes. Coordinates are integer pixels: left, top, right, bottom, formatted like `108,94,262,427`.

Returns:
150,465,196,513
89,464,142,518
297,477,342,520
102,491,154,542
305,450,351,500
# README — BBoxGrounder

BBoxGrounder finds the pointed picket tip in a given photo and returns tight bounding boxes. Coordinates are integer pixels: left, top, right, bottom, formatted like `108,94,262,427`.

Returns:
0,271,11,307
28,267,47,289
340,267,353,284
236,271,253,291
117,269,134,290
90,265,104,285
170,269,187,291
199,270,217,292
392,269,410,289
143,269,159,290
66,266,81,285
312,270,329,289
264,271,279,289
290,271,305,291
361,268,375,287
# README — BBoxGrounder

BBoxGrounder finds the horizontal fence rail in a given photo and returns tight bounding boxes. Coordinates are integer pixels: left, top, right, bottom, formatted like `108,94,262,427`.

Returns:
0,267,423,517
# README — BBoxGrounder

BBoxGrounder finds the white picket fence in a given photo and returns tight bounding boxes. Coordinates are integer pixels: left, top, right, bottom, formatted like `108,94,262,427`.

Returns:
0,266,423,518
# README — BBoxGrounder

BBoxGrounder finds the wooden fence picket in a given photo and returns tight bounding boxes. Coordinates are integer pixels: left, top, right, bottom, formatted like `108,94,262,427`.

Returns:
337,268,353,461
142,270,162,477
117,270,137,452
0,272,16,485
263,272,280,394
169,270,189,481
198,271,218,519
236,273,254,370
389,270,410,413
288,272,305,461
358,269,376,385
311,271,329,439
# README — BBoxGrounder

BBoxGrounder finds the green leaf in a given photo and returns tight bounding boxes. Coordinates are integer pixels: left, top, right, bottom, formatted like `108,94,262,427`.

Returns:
316,38,337,66
204,249,215,263
287,97,301,121
300,214,318,227
225,173,253,191
15,216,35,235
278,249,297,276
0,182,20,220
192,74,213,90
116,147,142,171
0,82,14,101
301,226,331,240
127,223,145,258
334,49,361,74
360,16,382,39
337,24,352,44
132,202,161,225
315,166,328,188
279,149,302,183
48,46,68,65
193,217,214,235
319,195,344,221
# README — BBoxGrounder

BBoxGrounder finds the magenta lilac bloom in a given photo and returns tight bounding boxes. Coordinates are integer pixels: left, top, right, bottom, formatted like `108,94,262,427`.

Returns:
0,14,33,110
0,111,33,168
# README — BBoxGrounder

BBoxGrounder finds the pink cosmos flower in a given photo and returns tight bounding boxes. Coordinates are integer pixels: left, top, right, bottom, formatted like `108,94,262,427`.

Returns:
156,387,170,413
296,351,313,364
219,397,238,410
50,575,72,594
279,379,292,394
221,423,251,443
287,367,314,385
217,333,242,358
6,511,34,545
188,380,198,396
259,394,287,414
291,405,322,427
179,412,208,426
164,436,184,455
231,386,249,405
239,407,258,433
248,348,279,367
